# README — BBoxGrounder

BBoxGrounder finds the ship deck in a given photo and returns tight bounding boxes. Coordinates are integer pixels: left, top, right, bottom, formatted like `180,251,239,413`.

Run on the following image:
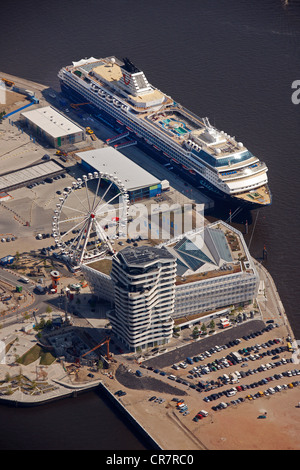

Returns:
235,184,271,206
70,63,248,159
143,109,198,142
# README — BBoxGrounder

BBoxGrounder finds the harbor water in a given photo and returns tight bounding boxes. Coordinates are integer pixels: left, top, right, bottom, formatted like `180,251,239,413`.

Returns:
0,0,299,450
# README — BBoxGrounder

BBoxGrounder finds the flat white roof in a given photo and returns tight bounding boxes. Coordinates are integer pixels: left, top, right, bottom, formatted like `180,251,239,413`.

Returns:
77,147,161,191
0,161,62,191
21,106,83,138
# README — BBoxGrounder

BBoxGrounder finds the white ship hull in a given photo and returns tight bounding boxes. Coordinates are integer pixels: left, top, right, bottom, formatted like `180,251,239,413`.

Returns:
58,57,271,209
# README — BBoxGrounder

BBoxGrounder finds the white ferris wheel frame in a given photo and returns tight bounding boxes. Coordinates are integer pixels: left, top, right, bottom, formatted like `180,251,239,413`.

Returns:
52,171,129,265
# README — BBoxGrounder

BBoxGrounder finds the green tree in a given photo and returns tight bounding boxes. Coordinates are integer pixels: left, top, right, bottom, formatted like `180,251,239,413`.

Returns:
192,326,199,338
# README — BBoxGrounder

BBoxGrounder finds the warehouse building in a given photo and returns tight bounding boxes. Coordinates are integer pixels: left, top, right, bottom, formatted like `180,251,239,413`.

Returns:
0,161,66,192
21,106,85,148
76,147,169,201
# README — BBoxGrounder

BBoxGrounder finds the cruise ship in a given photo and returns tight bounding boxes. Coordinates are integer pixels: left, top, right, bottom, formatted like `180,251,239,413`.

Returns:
58,56,271,209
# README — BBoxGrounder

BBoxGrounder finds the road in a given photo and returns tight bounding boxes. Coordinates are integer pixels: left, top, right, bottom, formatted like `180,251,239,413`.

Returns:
0,267,49,323
253,259,294,339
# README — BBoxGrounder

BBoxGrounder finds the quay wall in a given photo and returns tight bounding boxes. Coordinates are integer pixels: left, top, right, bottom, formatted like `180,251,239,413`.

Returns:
98,381,162,450
0,381,100,407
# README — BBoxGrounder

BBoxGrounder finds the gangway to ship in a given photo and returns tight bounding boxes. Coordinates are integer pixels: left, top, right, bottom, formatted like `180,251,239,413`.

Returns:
70,102,91,109
114,140,137,150
106,131,129,145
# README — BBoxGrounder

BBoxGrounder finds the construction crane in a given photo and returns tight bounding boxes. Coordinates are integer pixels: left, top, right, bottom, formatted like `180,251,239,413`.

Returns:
70,102,91,109
81,336,111,360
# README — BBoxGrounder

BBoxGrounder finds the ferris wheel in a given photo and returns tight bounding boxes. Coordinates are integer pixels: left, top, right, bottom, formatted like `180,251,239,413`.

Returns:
52,171,129,266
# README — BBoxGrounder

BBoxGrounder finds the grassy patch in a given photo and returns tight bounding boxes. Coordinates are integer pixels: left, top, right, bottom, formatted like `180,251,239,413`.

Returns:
17,344,56,366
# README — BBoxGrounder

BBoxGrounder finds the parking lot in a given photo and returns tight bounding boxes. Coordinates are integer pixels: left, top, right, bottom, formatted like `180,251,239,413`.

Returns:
137,320,299,419
107,315,300,450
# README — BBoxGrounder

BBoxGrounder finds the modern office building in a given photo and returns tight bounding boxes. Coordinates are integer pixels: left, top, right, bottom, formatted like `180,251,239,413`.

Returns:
82,257,114,303
161,221,259,318
81,221,259,350
21,106,85,148
106,245,176,352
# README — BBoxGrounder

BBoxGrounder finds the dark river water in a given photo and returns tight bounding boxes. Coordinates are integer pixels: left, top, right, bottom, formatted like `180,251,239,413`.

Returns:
0,0,299,450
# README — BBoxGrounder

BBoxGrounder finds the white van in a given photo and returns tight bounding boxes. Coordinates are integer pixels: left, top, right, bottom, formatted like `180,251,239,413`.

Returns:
200,410,208,417
223,374,230,383
168,375,176,381
20,277,29,284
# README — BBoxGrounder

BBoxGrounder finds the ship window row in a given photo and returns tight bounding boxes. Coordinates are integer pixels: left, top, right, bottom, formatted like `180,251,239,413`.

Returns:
190,149,254,169
233,178,268,194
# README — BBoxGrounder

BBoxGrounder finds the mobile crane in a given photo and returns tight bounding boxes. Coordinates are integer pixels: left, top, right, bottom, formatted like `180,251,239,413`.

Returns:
81,336,112,361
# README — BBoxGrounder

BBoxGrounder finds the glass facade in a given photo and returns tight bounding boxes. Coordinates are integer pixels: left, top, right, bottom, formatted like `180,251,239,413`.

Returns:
194,149,254,168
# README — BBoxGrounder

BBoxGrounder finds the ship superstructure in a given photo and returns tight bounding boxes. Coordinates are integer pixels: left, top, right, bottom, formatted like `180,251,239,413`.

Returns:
58,56,271,208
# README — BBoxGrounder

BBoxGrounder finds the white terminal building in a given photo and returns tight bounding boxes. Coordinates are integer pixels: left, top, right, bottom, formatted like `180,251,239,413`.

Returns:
21,105,86,149
81,221,259,352
77,146,169,202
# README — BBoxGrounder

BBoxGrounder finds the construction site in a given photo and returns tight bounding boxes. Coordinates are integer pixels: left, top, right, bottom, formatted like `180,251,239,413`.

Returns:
0,277,31,319
0,286,119,399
